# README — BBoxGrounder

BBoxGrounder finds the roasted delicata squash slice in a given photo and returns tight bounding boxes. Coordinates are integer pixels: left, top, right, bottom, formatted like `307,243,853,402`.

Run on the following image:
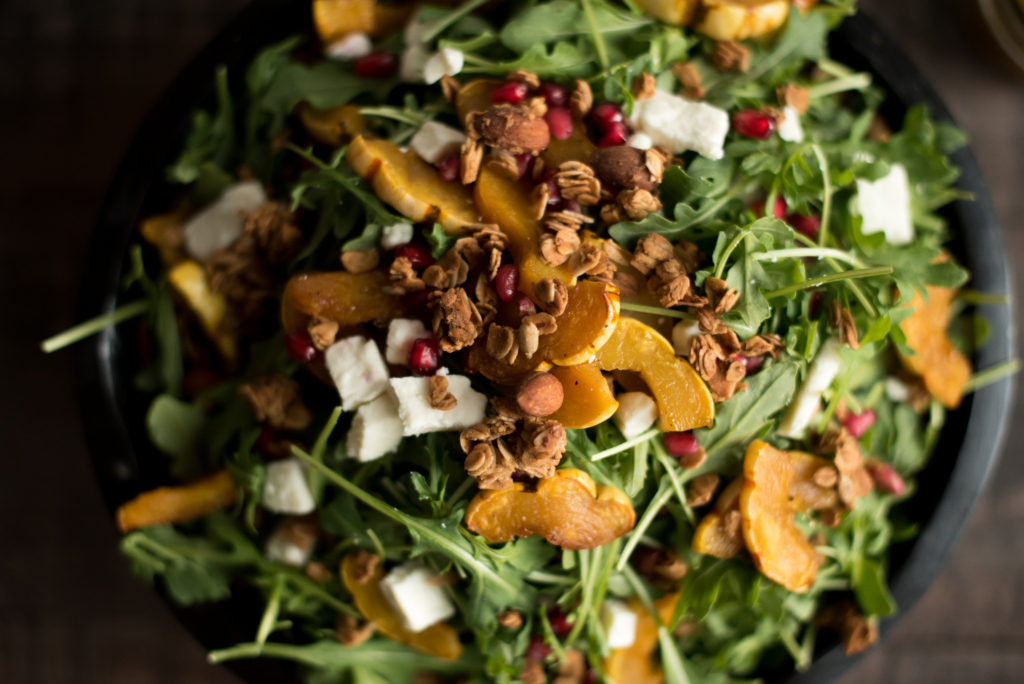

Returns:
898,282,971,409
694,0,791,40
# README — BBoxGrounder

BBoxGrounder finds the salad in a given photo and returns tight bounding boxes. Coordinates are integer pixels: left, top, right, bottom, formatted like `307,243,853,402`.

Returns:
92,0,998,681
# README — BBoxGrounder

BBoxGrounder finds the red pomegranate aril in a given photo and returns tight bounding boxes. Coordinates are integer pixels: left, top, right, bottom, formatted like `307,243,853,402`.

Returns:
544,169,562,206
394,242,434,269
435,153,461,182
757,195,787,219
407,336,441,376
591,101,624,130
353,51,397,79
598,121,629,147
788,212,821,239
491,81,529,104
866,461,906,496
526,635,552,660
515,153,533,178
515,294,537,318
809,291,824,319
664,431,700,457
583,670,600,684
740,354,765,373
544,107,574,140
843,409,876,438
537,82,568,107
558,199,582,214
285,329,317,363
733,109,776,139
495,264,520,302
547,608,574,638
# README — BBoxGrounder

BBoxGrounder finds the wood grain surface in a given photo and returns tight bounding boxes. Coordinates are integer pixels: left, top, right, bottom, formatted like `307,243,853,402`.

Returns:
0,1,1020,682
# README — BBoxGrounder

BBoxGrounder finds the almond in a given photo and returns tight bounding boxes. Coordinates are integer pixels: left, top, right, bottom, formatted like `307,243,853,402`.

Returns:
590,146,657,191
475,105,551,154
516,371,564,417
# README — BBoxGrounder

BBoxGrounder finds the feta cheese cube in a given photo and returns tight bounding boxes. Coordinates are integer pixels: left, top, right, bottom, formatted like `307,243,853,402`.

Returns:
628,90,729,160
380,562,456,632
385,318,430,365
325,32,372,60
423,47,464,84
602,600,638,649
262,459,315,515
183,181,265,261
346,393,404,461
628,132,654,150
885,376,911,402
381,222,414,250
777,338,843,439
400,42,430,83
671,319,702,357
777,105,804,143
409,121,467,164
613,392,659,439
264,519,315,567
390,375,487,435
855,163,914,245
325,336,390,411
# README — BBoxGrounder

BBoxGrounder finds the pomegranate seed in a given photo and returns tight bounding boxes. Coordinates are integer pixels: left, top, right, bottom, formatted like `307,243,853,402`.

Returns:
514,294,537,318
664,431,700,457
353,51,397,79
544,107,574,140
756,195,787,219
526,635,552,660
256,427,278,454
598,121,629,147
740,354,765,373
495,264,520,302
547,608,574,638
537,82,568,107
491,81,528,104
583,669,600,684
591,101,624,130
843,409,876,438
866,462,906,496
515,153,533,178
435,153,461,182
511,470,531,483
809,291,824,319
394,243,434,269
544,169,562,206
557,199,582,214
733,109,776,139
788,212,821,239
407,337,440,375
630,546,668,578
285,329,317,363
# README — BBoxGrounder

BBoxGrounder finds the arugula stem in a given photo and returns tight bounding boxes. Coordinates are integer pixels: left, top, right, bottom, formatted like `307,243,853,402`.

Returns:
580,0,610,71
357,107,430,127
713,229,751,280
420,0,489,43
616,481,673,572
752,247,866,268
255,574,285,647
283,570,358,616
40,299,149,353
445,477,476,513
810,144,833,248
958,289,1010,306
807,73,872,99
764,266,893,299
591,427,659,461
963,359,1021,393
618,301,693,320
527,570,576,586
308,406,343,503
653,446,694,525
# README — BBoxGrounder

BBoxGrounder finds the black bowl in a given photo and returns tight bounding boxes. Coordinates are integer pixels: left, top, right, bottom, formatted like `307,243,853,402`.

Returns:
76,3,1016,683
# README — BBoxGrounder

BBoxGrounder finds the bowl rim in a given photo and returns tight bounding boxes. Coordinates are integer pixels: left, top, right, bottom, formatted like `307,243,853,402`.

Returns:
75,4,1017,683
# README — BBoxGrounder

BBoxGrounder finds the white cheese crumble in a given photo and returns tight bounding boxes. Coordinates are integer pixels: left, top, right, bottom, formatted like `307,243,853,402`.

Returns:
385,318,430,365
390,375,487,435
671,319,703,357
381,222,414,250
182,181,265,261
324,32,372,60
777,337,843,439
855,163,914,245
264,520,314,567
346,392,404,462
885,376,911,402
423,47,464,84
777,105,804,143
380,562,456,632
399,42,430,83
628,90,729,160
409,121,467,164
262,459,315,515
602,600,638,649
325,335,390,411
613,392,659,439
627,132,654,150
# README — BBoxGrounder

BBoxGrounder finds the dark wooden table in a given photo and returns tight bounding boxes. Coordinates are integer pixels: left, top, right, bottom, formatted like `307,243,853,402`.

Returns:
1,1,1021,681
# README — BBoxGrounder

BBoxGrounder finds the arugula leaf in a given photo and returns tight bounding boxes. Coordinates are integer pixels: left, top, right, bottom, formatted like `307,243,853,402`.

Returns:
427,222,457,258
499,0,651,54
258,61,395,131
167,65,235,185
146,394,206,479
